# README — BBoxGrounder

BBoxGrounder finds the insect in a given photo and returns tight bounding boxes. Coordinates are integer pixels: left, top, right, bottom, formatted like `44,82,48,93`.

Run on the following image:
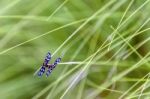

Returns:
37,52,61,77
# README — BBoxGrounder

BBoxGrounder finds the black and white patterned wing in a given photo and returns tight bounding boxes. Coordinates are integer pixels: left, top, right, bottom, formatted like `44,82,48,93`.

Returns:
43,52,51,66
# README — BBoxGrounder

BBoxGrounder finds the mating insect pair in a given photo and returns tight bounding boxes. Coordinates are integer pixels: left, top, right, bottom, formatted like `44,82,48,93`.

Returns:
37,52,61,77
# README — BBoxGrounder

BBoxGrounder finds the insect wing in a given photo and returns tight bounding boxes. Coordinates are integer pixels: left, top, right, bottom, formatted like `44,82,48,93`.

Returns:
46,65,53,77
53,58,61,68
44,52,51,65
37,66,46,77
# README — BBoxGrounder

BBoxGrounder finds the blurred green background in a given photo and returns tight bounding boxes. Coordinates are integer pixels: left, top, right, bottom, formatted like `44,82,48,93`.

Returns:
0,0,150,99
